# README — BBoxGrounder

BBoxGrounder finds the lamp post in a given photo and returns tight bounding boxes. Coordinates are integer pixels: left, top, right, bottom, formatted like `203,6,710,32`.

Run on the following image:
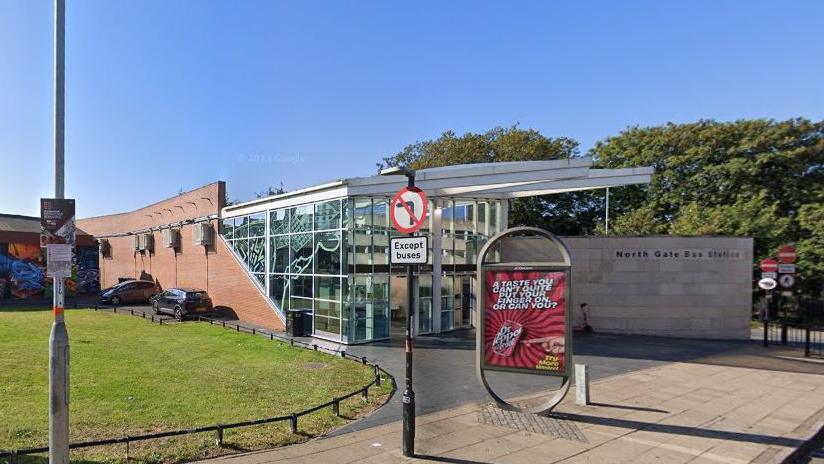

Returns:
49,1,70,463
380,165,417,457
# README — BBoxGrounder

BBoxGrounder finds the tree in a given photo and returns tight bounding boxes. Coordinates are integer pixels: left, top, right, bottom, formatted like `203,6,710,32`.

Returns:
379,125,601,235
255,182,287,199
592,118,824,294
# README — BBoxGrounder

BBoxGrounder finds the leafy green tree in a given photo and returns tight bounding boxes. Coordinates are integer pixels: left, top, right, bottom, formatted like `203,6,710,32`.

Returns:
592,118,824,294
379,125,605,235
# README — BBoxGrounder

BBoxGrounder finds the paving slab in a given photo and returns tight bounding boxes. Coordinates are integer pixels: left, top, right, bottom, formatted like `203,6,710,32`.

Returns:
198,354,824,464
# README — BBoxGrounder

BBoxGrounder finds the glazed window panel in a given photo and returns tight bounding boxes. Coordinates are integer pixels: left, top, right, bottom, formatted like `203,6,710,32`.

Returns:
290,233,313,275
222,219,236,239
248,213,266,238
291,205,313,234
290,274,313,298
354,199,372,228
270,209,290,236
248,236,266,272
269,275,288,311
315,276,341,301
234,239,248,263
234,217,249,239
272,235,290,273
314,200,341,231
315,231,341,275
372,199,389,233
316,299,341,318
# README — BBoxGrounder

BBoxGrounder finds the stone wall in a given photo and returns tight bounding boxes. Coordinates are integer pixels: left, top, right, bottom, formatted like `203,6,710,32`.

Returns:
499,235,753,340
566,236,753,340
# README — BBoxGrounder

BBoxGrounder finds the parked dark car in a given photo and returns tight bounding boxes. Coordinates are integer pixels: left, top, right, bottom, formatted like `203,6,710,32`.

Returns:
151,288,213,320
99,280,159,305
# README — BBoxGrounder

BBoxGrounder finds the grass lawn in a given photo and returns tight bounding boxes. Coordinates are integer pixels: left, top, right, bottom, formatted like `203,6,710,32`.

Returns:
0,309,391,463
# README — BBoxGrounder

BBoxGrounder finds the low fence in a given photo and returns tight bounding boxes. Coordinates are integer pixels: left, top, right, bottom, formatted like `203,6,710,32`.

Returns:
763,322,824,358
0,304,395,461
760,298,824,358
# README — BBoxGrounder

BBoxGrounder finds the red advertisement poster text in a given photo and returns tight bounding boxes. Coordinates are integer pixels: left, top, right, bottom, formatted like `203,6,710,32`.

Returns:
483,270,567,373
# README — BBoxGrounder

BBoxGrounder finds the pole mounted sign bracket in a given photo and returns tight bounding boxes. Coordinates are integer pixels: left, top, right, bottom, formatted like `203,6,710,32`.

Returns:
476,226,573,415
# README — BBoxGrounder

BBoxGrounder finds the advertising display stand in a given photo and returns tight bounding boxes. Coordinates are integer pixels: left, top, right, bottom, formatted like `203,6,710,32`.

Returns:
476,227,573,414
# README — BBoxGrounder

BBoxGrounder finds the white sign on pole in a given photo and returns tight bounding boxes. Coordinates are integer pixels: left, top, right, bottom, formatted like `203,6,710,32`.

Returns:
390,236,428,264
758,277,777,291
778,274,795,288
761,272,777,279
46,243,73,278
777,264,795,274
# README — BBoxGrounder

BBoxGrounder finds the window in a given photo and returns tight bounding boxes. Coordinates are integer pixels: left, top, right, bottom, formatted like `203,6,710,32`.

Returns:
314,200,341,231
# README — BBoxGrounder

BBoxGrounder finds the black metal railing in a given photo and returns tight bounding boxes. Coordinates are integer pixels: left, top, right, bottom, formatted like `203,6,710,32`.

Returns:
761,299,824,358
0,304,394,461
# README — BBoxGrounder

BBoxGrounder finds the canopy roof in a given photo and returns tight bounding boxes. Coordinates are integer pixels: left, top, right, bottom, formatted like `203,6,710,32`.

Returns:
223,157,652,217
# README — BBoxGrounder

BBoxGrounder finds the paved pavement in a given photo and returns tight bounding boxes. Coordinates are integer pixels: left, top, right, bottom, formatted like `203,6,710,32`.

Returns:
199,350,824,464
330,329,823,435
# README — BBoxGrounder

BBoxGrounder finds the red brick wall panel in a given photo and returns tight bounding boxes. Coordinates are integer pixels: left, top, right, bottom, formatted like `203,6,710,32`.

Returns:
77,182,284,330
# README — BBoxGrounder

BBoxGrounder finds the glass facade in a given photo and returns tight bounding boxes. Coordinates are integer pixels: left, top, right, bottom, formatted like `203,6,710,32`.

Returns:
222,196,502,343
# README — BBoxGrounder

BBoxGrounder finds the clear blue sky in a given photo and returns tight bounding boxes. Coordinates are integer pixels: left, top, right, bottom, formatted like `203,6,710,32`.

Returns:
1,1,823,218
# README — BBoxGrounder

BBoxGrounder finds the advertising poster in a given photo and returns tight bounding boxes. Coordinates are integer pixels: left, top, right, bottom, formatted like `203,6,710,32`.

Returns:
40,198,76,247
482,269,568,376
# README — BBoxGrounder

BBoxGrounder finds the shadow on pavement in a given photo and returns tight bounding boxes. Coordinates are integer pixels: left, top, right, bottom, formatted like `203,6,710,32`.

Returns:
554,412,807,448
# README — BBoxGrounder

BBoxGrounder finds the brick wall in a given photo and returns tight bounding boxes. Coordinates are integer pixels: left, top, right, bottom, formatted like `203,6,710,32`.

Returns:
77,182,284,330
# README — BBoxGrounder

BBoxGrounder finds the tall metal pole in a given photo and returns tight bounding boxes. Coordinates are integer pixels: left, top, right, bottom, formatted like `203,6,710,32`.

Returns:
49,0,70,463
403,174,416,457
604,187,610,235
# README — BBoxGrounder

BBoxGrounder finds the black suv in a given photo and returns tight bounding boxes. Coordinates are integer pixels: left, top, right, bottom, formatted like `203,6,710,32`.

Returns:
151,288,213,320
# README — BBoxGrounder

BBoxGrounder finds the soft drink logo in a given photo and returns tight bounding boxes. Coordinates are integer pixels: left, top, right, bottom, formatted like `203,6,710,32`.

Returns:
492,321,523,357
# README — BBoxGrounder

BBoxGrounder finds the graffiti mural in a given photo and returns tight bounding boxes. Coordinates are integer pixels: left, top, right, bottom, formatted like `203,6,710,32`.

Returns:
0,243,99,299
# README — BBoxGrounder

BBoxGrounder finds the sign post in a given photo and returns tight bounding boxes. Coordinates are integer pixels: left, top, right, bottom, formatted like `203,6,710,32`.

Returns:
476,227,573,414
48,2,69,462
386,170,428,457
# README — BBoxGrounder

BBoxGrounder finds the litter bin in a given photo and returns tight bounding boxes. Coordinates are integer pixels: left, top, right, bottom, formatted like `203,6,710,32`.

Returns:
286,310,306,337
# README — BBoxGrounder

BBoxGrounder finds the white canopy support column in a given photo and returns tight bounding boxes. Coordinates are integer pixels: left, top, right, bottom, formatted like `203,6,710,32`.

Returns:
431,200,443,334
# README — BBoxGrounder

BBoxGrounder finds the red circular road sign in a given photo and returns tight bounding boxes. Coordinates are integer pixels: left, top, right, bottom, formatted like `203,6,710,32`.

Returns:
390,186,428,234
778,245,797,264
760,258,778,273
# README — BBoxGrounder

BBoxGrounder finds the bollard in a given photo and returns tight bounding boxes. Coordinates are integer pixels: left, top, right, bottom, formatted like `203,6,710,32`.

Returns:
215,425,224,446
290,339,294,347
375,365,381,387
252,328,256,335
114,307,117,313
806,327,811,357
160,318,163,325
236,324,240,332
332,398,340,416
341,351,346,358
575,364,590,406
270,333,274,341
313,344,318,351
362,387,369,401
222,320,226,328
142,312,145,319
290,414,298,434
361,357,367,365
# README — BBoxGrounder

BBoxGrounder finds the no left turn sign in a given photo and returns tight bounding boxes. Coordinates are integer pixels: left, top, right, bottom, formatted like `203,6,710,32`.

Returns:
390,186,428,234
